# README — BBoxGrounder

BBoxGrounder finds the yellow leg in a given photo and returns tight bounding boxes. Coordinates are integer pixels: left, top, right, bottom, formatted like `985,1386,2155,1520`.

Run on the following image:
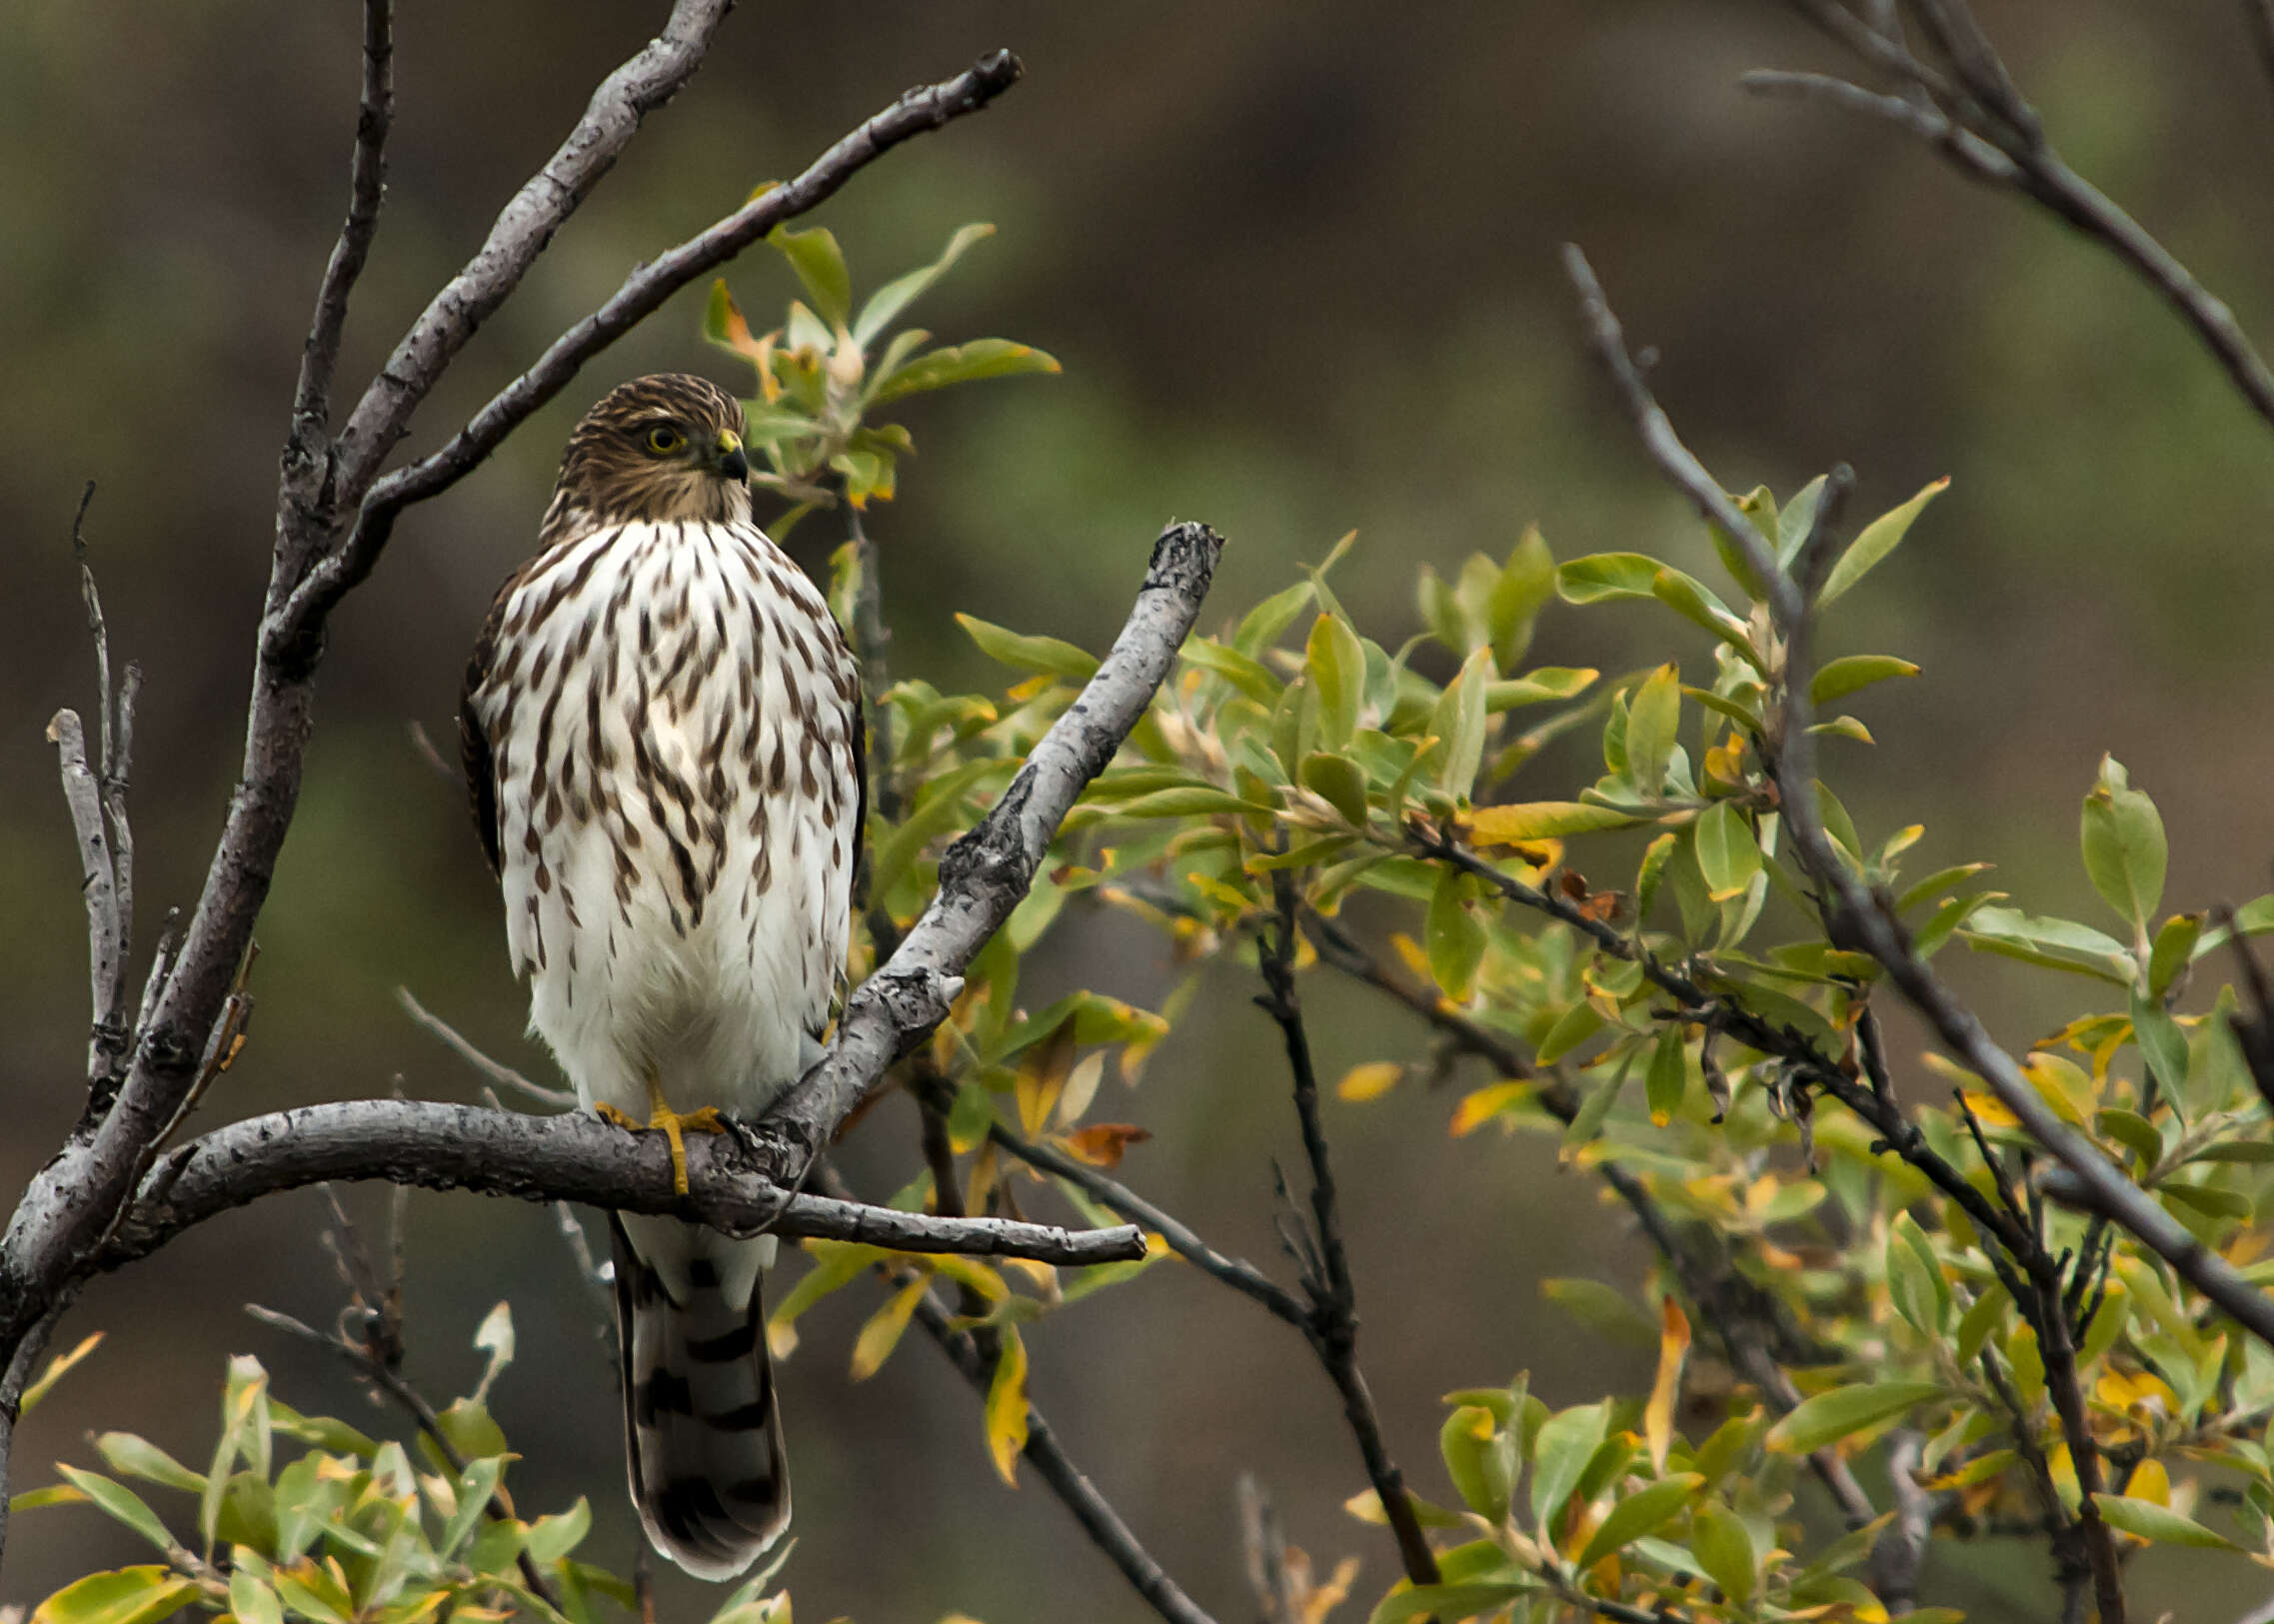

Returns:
596,1076,726,1196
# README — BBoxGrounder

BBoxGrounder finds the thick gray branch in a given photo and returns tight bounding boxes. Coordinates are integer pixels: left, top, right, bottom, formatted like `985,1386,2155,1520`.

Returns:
279,47,1026,650
90,1100,1142,1273
755,522,1225,1174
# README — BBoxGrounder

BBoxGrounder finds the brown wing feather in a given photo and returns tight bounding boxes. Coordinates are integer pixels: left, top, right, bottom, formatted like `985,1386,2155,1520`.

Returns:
458,567,527,876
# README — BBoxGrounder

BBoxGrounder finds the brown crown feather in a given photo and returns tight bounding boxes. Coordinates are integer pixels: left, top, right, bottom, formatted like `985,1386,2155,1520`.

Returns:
543,373,753,538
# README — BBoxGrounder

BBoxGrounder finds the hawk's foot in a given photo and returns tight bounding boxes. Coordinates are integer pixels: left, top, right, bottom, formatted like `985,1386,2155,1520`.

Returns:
595,1101,726,1196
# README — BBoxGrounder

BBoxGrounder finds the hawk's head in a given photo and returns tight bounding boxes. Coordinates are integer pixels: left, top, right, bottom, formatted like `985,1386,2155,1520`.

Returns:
547,373,753,534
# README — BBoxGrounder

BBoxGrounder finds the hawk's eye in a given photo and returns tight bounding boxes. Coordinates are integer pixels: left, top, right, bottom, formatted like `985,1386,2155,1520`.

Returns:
643,423,687,456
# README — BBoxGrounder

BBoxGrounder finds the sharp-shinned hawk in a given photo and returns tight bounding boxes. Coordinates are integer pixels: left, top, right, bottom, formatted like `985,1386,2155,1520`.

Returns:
460,373,863,1578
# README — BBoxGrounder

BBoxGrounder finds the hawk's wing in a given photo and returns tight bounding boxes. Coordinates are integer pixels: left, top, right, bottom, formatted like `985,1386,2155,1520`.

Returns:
458,566,526,877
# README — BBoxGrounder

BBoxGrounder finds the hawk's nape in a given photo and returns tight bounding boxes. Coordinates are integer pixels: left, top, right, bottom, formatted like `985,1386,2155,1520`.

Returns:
460,373,863,1578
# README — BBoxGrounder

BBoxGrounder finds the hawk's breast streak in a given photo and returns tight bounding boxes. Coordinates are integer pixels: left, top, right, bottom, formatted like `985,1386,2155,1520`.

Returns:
474,515,858,1145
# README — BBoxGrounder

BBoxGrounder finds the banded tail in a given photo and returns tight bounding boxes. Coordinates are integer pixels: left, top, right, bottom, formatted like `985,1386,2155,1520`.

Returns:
609,1213,789,1578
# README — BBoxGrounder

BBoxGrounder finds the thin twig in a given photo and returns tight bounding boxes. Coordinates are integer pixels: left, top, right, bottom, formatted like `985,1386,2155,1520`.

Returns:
47,710,121,1096
1764,1,2274,435
397,985,573,1109
293,0,394,437
1258,870,1439,1590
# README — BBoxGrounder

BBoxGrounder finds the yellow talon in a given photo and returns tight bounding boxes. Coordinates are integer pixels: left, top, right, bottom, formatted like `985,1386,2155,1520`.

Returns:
597,1089,727,1196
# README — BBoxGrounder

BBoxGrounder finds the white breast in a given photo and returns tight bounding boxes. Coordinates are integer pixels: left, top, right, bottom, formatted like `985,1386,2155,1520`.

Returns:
470,518,861,1122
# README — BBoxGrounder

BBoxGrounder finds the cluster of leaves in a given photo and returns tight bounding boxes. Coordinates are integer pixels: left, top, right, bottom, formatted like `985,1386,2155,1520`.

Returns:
703,218,1059,522
10,1309,824,1624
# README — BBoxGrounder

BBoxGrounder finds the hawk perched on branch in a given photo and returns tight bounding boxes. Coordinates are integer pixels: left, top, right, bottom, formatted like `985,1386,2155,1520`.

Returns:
460,373,863,1578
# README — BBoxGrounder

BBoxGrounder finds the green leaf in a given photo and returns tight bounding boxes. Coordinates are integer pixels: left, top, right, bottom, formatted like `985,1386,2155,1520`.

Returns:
2148,912,2204,999
1766,1381,1944,1454
1181,638,1281,707
526,1497,595,1566
1690,1500,1758,1606
1818,477,1949,607
956,613,1099,681
2091,1492,2239,1548
872,338,1060,405
428,1398,508,1468
1430,649,1492,800
2081,756,2166,932
1300,753,1370,826
1487,526,1557,667
1366,1582,1534,1624
1886,1214,1947,1335
1235,580,1316,657
766,225,852,331
1557,553,1663,605
1645,1025,1686,1127
1810,655,1919,706
1306,614,1365,751
1540,1278,1658,1350
54,1467,177,1555
29,1568,198,1624
1528,1400,1609,1528
1438,1405,1513,1520
227,1572,284,1624
1650,567,1749,646
1693,801,1760,904
1776,475,1828,568
93,1433,206,1494
1624,665,1681,798
2131,987,2189,1097
1426,869,1487,1002
854,222,994,348
2096,1108,2164,1169
1576,1473,1704,1568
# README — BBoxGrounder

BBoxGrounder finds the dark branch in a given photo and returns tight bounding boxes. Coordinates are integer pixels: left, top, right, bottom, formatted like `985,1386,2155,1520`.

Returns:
1258,872,1440,1590
293,0,394,437
1763,0,2274,435
90,1099,1144,1276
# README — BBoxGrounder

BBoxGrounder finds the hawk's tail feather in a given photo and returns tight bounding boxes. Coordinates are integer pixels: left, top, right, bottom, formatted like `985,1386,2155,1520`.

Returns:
610,1214,789,1580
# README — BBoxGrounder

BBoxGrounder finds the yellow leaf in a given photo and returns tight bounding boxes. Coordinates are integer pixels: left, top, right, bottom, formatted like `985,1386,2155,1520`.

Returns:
1388,932,1431,982
849,1276,929,1382
1960,1090,2020,1128
2020,1051,2095,1127
2128,1457,2171,1507
1337,1061,1403,1102
1450,1081,1529,1137
1062,1123,1152,1168
1646,1295,1691,1472
2095,1367,2176,1415
985,1327,1031,1486
18,1332,103,1415
1465,802,1644,842
1919,1052,1985,1091
1015,1019,1078,1139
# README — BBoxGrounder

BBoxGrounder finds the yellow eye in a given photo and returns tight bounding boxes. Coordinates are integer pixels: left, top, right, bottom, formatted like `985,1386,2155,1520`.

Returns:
644,424,686,455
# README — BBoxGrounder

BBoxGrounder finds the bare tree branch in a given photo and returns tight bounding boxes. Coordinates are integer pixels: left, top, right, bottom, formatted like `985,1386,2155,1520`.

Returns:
1257,872,1440,1591
279,47,1028,652
292,0,394,438
46,709,118,1096
87,1099,1144,1276
326,0,732,506
397,985,575,1110
1762,0,2274,435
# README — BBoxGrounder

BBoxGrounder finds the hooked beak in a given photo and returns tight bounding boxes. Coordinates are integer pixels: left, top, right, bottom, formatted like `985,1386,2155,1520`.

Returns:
713,430,749,483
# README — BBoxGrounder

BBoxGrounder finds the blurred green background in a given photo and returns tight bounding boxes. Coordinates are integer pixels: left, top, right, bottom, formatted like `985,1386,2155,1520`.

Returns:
6,3,2274,1618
